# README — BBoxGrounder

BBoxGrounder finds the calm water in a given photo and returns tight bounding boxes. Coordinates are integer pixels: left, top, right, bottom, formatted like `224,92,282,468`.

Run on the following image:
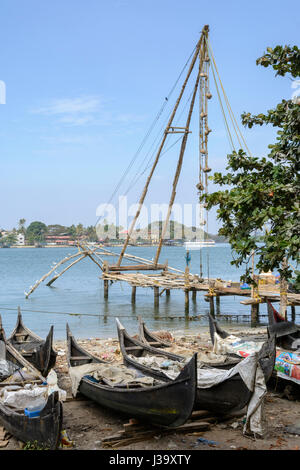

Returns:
0,245,298,340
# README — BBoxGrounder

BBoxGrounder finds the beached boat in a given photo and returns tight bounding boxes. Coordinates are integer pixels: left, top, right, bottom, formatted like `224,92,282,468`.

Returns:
208,312,269,345
66,323,197,428
116,318,276,414
138,315,275,373
8,308,57,376
267,300,300,351
0,317,62,449
207,314,277,376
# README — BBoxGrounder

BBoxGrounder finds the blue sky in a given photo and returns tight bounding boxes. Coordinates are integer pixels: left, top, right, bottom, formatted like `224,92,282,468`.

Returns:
0,0,299,233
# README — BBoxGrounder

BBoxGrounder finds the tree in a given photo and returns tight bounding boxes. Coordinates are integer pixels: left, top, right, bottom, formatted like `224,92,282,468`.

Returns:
75,223,84,237
203,45,300,286
18,218,26,234
68,225,77,238
1,232,17,246
26,221,48,244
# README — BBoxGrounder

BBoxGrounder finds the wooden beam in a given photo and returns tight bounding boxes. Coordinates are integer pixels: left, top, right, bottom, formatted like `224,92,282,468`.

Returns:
108,263,166,272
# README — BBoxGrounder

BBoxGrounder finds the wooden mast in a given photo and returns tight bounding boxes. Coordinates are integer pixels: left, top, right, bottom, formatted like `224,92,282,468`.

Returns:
113,26,209,271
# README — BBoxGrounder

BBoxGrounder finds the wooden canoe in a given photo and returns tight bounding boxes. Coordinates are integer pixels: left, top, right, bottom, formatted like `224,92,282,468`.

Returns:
0,316,62,449
116,318,264,414
8,307,57,376
207,313,276,381
66,323,197,428
267,300,300,351
141,315,241,368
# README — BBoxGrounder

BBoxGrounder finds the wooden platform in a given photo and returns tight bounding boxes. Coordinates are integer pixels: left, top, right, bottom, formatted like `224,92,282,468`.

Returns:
101,270,300,306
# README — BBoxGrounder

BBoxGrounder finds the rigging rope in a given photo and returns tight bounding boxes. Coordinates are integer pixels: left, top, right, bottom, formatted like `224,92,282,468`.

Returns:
207,38,252,157
95,45,198,228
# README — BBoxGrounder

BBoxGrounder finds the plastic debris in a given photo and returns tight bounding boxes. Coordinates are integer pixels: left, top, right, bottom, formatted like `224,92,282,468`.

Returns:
46,369,67,401
197,437,218,446
59,429,74,448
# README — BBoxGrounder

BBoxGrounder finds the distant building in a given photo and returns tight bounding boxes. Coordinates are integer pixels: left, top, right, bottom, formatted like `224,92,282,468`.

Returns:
45,235,72,245
16,233,25,246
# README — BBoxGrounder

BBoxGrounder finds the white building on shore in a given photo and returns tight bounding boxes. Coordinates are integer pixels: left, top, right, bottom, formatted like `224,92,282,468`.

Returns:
16,233,25,246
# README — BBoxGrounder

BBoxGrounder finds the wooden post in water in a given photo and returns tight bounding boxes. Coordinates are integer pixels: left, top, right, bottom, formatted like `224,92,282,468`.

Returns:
104,280,109,300
291,305,296,322
185,289,190,314
192,289,197,302
209,296,215,318
216,295,220,315
154,286,159,307
166,289,170,297
251,303,259,327
131,286,136,304
103,260,109,300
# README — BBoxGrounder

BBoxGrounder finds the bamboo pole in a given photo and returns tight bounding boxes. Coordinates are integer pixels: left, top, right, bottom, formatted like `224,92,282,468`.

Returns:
116,34,204,268
79,244,104,271
25,251,85,298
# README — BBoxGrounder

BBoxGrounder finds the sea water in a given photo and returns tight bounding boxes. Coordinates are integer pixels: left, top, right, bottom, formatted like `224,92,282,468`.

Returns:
0,245,297,340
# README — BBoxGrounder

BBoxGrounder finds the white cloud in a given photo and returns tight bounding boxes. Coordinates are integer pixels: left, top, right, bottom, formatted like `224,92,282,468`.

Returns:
31,95,102,127
32,96,102,116
31,95,147,128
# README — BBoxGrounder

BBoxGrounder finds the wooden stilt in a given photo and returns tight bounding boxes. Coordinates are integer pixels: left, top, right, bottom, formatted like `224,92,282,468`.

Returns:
291,305,296,322
131,286,136,304
166,289,170,297
185,290,190,314
251,303,259,327
154,286,159,307
192,289,197,302
104,280,109,300
216,295,220,315
209,295,215,318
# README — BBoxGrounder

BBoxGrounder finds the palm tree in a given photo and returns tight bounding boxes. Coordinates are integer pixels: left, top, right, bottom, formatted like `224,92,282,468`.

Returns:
18,218,26,234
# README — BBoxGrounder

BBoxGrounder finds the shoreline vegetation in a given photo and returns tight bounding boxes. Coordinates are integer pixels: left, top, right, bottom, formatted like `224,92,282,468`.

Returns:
0,219,229,248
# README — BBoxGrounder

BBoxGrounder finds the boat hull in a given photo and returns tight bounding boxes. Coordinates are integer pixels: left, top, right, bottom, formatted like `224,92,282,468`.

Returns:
0,392,62,449
66,323,197,428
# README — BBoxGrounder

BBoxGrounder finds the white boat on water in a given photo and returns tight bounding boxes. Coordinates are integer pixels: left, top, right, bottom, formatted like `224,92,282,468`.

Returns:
184,240,215,250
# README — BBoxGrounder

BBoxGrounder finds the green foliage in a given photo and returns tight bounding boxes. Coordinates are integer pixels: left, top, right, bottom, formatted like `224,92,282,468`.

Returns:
0,232,17,246
23,440,49,450
256,45,300,78
26,221,48,243
203,44,300,284
18,218,26,234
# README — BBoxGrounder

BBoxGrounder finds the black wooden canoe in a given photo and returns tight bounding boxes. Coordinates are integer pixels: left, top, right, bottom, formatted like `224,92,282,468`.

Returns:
267,300,300,351
8,307,57,376
0,317,62,449
117,318,276,414
66,323,197,428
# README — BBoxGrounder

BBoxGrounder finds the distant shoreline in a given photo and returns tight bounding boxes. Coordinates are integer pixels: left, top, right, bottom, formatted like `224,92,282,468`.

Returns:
1,242,227,249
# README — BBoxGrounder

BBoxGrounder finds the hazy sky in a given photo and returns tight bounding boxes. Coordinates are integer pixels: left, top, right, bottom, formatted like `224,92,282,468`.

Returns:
0,0,299,233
